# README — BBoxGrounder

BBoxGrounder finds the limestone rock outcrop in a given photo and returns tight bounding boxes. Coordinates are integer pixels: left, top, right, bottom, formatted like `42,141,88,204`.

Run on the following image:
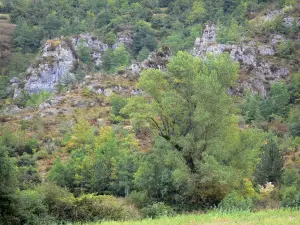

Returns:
16,34,108,96
192,23,290,96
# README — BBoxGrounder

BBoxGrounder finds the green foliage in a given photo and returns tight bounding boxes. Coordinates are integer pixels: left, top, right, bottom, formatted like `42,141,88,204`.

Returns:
14,184,139,223
260,16,287,35
48,157,70,187
102,45,131,73
219,191,253,212
254,134,284,185
3,0,300,222
276,40,294,59
26,90,52,108
242,91,264,124
18,189,53,224
124,52,265,206
0,144,18,222
261,82,290,119
137,47,150,61
289,72,300,104
134,138,189,204
280,166,300,208
0,76,8,99
110,95,128,116
13,20,43,53
78,44,92,64
217,18,241,44
50,125,139,197
7,52,34,78
132,21,157,56
141,202,175,218
288,107,300,137
0,127,39,156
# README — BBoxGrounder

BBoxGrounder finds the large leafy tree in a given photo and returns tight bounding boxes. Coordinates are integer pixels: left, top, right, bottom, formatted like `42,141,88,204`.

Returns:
125,52,239,172
124,52,263,204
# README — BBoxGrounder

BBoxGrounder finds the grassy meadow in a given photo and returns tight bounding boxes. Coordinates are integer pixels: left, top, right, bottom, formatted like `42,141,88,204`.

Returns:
82,209,300,225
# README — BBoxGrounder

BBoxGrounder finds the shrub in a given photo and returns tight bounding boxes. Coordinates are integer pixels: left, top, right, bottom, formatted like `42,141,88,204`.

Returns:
110,95,128,116
137,47,150,61
35,184,140,222
78,44,92,64
18,189,54,225
128,191,150,208
288,107,300,137
289,72,300,104
254,182,280,210
102,45,131,73
132,21,157,56
75,194,140,221
56,73,77,92
35,149,48,160
0,76,8,99
280,166,300,208
281,186,300,208
219,191,253,212
26,91,51,108
217,19,241,44
276,40,294,59
141,202,175,218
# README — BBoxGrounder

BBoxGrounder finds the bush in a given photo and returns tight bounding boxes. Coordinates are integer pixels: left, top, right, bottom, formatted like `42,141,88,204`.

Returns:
102,45,131,73
18,190,54,225
75,194,140,221
128,191,150,208
141,202,175,218
78,44,92,64
281,186,300,208
137,47,150,61
280,167,300,208
276,40,294,59
219,191,253,212
217,19,241,44
255,182,280,210
38,184,140,222
288,107,300,137
132,21,157,56
0,76,8,99
26,91,51,108
35,149,48,160
110,95,128,116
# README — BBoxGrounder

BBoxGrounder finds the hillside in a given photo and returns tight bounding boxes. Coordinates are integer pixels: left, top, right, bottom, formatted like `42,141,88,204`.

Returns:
0,13,14,65
0,0,300,224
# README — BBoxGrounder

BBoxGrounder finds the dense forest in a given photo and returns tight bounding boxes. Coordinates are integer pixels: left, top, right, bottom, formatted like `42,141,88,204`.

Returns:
0,0,300,224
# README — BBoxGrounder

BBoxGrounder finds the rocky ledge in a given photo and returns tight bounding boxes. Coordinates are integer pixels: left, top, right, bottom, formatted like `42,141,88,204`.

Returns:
192,23,290,96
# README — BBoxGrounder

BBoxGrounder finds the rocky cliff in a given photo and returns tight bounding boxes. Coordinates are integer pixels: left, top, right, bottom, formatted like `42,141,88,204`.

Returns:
192,23,290,96
20,34,108,96
11,9,299,98
11,33,137,98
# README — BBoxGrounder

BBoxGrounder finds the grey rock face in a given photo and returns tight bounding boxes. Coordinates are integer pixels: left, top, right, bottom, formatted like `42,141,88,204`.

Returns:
24,40,76,94
112,32,133,50
21,34,109,95
192,24,290,96
2,105,22,115
87,80,143,96
263,10,283,22
128,47,172,76
283,16,300,27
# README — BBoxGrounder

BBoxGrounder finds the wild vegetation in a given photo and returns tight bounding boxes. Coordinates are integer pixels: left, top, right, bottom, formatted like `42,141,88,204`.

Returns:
0,0,300,224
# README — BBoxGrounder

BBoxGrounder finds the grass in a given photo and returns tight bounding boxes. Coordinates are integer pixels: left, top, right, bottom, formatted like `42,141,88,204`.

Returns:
82,209,300,225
